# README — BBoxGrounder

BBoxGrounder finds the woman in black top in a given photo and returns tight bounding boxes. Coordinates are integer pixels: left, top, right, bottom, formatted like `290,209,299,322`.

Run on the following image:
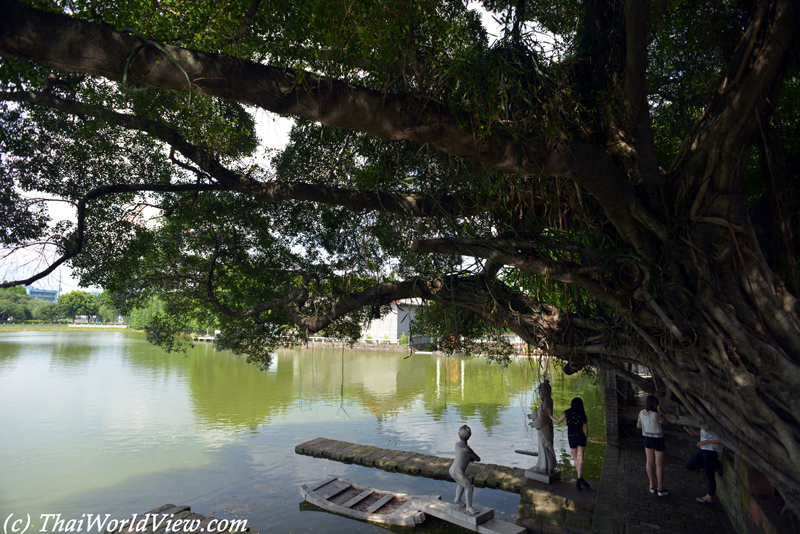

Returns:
552,397,590,490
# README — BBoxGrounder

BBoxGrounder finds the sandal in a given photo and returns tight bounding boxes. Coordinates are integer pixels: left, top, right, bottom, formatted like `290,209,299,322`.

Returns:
649,487,656,494
657,488,669,496
696,497,714,506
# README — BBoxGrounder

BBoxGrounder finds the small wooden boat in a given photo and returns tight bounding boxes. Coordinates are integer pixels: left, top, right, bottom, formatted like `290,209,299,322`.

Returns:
299,476,439,527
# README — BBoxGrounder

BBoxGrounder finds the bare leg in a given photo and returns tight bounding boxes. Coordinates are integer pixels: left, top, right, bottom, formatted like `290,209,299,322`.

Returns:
654,450,665,491
570,447,578,476
571,447,582,490
454,484,465,506
464,484,478,514
645,447,655,489
575,446,585,479
453,471,478,512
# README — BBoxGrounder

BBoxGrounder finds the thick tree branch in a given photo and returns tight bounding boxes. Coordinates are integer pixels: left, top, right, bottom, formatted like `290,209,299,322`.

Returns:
287,278,428,334
557,348,657,394
674,0,797,203
224,0,262,42
412,237,638,318
0,0,659,254
0,89,496,218
622,0,661,191
0,182,226,289
204,244,310,321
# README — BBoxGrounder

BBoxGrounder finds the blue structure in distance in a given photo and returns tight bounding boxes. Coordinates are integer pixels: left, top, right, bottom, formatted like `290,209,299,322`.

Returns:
26,287,58,303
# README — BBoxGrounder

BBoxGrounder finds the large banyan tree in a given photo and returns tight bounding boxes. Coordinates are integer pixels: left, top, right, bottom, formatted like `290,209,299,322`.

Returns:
1,0,799,513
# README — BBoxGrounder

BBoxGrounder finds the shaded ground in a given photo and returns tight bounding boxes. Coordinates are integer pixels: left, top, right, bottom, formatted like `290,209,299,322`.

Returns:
592,432,735,534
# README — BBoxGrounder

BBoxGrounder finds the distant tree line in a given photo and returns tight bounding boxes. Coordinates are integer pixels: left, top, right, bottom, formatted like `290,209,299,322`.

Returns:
0,286,218,331
0,286,118,322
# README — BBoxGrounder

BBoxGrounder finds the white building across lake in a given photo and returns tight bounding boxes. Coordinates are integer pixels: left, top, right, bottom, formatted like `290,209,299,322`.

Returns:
361,299,429,346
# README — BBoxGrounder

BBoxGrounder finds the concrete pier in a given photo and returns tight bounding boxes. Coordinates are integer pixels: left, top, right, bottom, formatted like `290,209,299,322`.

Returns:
296,437,529,492
296,437,596,532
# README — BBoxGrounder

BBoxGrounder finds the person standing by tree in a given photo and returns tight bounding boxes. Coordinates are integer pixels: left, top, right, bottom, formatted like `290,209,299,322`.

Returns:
686,427,723,505
638,395,668,496
552,397,590,491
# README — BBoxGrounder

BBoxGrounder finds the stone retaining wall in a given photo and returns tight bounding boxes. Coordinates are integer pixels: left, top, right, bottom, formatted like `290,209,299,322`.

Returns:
516,480,594,533
716,452,797,534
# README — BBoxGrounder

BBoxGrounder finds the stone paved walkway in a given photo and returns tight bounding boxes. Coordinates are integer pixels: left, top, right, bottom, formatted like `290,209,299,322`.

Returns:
592,435,735,534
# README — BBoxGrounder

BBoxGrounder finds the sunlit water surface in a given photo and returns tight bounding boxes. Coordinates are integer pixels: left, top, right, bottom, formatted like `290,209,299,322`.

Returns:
0,330,605,533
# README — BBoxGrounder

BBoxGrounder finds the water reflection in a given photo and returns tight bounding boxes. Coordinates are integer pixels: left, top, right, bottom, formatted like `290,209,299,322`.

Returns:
0,331,605,533
0,341,20,363
167,347,545,434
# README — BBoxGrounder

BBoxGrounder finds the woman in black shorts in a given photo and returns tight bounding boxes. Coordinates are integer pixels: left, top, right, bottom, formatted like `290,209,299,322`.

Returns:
552,397,590,490
637,395,668,496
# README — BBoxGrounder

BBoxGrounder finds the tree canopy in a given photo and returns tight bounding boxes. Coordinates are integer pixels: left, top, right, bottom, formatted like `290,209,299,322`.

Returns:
1,0,799,514
0,287,114,321
0,284,31,320
56,290,99,318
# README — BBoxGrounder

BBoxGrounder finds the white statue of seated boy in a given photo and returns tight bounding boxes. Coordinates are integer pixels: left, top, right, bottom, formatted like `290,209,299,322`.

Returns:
449,424,481,514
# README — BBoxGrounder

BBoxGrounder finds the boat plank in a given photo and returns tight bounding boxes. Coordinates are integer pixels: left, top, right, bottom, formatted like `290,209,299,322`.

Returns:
365,493,395,513
342,488,373,508
316,479,352,500
300,476,434,527
306,476,337,492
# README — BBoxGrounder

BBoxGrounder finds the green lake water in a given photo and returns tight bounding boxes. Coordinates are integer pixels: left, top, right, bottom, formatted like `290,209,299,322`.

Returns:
0,330,605,533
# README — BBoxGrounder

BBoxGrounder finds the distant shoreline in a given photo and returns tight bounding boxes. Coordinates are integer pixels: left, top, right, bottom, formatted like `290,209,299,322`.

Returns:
0,328,538,357
0,325,132,332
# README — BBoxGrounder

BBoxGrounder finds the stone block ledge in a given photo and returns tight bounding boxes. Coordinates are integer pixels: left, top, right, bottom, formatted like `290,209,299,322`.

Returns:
296,437,598,533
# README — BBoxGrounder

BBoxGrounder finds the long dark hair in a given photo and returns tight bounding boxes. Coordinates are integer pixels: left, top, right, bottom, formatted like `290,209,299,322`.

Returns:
645,395,658,413
568,397,587,423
